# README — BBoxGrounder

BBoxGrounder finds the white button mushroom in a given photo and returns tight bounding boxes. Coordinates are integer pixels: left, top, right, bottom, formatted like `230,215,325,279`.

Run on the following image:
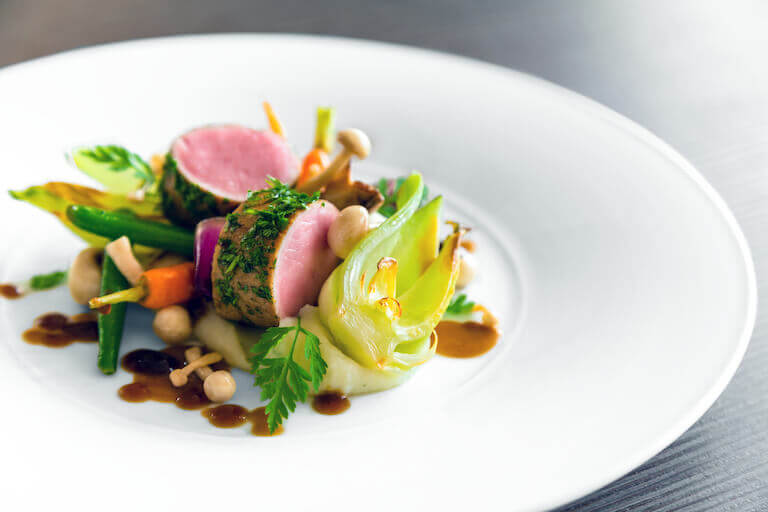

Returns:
68,247,103,305
153,305,192,345
328,205,370,258
203,370,237,403
456,251,477,289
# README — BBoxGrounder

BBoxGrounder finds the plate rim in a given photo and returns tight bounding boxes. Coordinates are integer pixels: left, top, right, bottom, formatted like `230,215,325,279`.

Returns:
0,33,757,511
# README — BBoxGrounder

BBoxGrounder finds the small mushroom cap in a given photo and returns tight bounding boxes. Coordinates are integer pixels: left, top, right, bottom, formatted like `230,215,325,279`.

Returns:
337,129,371,159
204,370,237,402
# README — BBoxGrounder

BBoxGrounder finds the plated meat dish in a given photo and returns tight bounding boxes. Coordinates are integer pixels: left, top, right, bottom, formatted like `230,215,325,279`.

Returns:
3,104,500,434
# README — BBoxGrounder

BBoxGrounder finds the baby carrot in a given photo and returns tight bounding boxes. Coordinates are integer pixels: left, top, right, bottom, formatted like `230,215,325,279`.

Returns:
88,262,195,311
297,148,330,187
297,107,336,187
263,101,285,138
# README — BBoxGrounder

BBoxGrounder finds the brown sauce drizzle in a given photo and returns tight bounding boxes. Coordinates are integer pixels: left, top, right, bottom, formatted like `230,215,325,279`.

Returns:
202,404,249,428
120,347,283,436
0,284,22,299
435,320,499,358
119,346,228,410
312,392,351,415
202,405,283,436
22,312,98,347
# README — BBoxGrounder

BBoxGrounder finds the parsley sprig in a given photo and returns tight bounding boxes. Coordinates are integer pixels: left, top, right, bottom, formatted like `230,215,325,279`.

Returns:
79,145,155,186
249,319,327,432
446,294,476,315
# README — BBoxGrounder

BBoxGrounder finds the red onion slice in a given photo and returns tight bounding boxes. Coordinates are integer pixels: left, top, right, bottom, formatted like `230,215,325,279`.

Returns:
194,217,226,297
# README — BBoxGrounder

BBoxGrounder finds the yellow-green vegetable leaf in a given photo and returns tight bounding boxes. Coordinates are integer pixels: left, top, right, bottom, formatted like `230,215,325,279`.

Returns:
9,182,164,256
71,145,154,195
318,173,462,372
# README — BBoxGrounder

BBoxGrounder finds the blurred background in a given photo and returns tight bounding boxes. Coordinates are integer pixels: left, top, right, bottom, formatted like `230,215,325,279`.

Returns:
2,1,766,510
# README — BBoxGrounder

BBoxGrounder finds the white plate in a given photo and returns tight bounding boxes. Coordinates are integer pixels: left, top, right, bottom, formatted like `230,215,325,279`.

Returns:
0,35,755,511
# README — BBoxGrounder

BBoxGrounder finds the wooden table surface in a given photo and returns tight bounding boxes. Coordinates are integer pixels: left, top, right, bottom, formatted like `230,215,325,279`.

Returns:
2,1,766,510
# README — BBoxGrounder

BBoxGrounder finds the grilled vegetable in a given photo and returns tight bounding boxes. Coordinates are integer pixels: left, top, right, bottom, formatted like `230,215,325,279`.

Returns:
9,182,163,252
318,173,461,372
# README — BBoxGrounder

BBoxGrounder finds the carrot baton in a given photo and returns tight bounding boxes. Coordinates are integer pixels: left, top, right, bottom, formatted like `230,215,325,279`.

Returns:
88,262,195,311
263,101,285,138
296,107,336,188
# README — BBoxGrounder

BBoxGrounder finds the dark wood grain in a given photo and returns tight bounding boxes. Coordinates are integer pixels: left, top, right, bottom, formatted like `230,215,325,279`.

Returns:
1,1,766,510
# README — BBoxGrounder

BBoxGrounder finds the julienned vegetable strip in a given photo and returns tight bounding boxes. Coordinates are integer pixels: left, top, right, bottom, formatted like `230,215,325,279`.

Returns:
297,107,336,187
97,254,129,374
263,102,285,138
313,106,336,153
89,262,195,310
66,205,194,257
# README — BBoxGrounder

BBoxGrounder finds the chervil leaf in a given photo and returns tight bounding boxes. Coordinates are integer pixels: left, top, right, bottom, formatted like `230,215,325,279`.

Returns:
249,318,327,433
250,326,294,362
446,294,476,315
301,328,326,391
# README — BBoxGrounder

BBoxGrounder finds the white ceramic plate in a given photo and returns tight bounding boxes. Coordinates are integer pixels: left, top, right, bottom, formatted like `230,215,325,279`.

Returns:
0,35,755,511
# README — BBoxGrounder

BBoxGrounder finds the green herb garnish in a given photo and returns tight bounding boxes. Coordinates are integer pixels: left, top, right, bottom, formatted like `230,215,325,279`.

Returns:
28,270,68,291
377,177,429,218
446,294,476,315
77,145,155,186
249,318,327,432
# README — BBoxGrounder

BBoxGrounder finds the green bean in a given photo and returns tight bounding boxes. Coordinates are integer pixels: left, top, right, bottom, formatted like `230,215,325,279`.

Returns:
66,205,194,257
97,253,129,374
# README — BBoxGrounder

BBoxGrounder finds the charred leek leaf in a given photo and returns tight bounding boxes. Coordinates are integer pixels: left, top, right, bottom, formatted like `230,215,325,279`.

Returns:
319,173,462,371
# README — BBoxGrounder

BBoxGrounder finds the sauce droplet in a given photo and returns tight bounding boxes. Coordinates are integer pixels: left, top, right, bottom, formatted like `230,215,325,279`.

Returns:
202,404,249,428
22,312,98,347
312,392,351,415
248,406,284,436
435,321,499,358
0,284,22,299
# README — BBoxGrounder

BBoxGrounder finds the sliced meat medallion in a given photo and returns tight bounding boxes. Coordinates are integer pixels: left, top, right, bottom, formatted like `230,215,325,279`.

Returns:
212,183,340,326
161,125,300,227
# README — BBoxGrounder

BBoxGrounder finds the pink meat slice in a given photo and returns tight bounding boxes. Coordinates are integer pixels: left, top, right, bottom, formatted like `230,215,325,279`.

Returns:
171,125,299,201
273,201,340,318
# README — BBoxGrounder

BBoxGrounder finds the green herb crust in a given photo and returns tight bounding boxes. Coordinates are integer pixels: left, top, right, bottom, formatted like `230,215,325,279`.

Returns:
160,154,239,227
211,179,319,326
